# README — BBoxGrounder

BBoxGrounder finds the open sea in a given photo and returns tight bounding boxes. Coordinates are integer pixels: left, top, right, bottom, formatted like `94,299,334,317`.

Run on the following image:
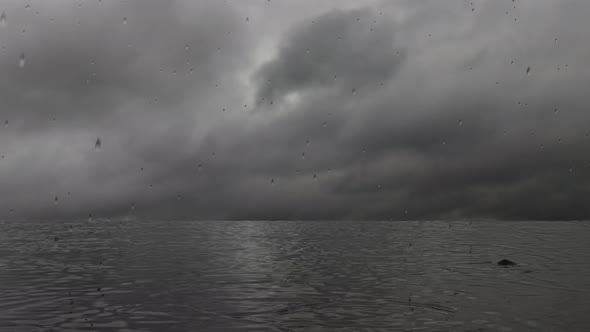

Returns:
0,220,589,331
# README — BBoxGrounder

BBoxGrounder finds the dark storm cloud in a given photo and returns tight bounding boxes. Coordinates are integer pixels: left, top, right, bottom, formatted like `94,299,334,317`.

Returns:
254,7,403,106
1,0,589,221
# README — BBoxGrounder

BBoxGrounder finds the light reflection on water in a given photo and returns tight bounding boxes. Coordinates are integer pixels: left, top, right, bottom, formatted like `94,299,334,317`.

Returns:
0,220,589,331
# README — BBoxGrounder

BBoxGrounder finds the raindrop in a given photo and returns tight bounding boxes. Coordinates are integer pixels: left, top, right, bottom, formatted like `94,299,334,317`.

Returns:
245,16,249,22
4,120,7,128
569,167,573,173
322,121,327,128
301,152,305,159
442,140,446,145
54,196,59,204
472,8,474,12
123,16,127,24
270,178,275,184
351,88,356,95
526,66,531,75
88,214,93,222
0,12,6,27
185,45,189,51
511,60,514,64
313,174,317,180
25,4,30,9
19,53,26,68
95,137,102,149
554,108,558,114
458,120,463,127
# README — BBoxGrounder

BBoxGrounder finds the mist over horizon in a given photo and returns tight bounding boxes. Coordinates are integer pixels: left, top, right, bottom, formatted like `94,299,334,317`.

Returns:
1,0,590,221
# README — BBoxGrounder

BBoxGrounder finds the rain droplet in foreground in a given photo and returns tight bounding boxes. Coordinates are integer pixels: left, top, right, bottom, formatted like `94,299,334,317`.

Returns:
19,53,25,68
95,137,102,150
526,66,531,75
123,16,127,24
0,12,6,27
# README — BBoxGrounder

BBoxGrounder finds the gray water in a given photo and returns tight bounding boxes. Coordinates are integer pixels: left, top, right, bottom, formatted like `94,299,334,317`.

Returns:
0,220,589,332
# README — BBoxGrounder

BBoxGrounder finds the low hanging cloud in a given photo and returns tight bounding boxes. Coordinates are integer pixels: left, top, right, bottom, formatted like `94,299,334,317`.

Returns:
0,0,589,221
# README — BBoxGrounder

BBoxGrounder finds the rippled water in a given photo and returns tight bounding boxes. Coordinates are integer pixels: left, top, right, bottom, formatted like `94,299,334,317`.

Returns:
0,220,589,331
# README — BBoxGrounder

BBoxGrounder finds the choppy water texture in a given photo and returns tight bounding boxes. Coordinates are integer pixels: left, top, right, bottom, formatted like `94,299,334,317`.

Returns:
0,220,589,331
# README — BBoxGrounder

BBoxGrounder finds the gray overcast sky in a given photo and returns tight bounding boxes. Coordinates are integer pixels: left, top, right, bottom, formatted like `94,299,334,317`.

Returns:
1,0,589,221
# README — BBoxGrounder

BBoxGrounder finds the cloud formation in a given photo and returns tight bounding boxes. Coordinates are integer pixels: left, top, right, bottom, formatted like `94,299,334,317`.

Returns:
1,0,589,221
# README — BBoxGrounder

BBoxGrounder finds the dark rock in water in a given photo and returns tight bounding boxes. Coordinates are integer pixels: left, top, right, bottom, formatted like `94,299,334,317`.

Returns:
497,259,517,266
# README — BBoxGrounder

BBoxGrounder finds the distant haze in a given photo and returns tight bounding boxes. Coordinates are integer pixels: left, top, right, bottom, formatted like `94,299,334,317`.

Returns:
1,0,589,221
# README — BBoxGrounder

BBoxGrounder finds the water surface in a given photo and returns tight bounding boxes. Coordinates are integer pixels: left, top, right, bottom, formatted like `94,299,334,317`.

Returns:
0,220,589,331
